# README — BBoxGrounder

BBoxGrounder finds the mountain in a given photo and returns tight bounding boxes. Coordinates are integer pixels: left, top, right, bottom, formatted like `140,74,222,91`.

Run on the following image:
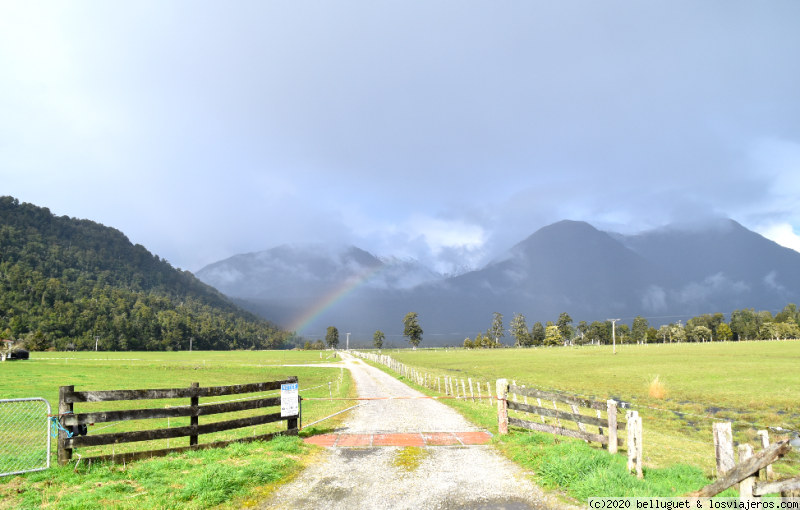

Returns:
196,219,800,346
196,243,442,300
0,196,293,351
617,219,800,314
195,244,443,333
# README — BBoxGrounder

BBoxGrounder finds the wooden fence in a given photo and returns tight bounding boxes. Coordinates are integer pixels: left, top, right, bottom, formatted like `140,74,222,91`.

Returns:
57,377,300,465
496,378,645,478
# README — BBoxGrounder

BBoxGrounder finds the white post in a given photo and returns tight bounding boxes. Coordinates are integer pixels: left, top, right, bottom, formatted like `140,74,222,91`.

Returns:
608,319,620,354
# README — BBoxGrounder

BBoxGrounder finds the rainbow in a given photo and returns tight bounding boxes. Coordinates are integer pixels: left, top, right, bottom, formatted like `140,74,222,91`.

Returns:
287,263,385,334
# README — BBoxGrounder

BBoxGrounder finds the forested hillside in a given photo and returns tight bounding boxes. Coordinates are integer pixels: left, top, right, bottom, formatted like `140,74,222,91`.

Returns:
0,196,296,351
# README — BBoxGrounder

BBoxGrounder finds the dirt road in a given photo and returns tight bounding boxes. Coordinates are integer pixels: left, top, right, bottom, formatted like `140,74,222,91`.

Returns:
260,353,562,510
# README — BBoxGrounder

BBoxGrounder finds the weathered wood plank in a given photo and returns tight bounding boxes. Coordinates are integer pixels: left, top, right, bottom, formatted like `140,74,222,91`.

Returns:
508,385,613,411
753,475,800,496
79,429,299,465
65,411,290,448
58,385,73,466
685,440,792,497
65,377,298,403
738,444,756,500
508,417,624,446
713,422,735,477
507,400,626,430
63,397,282,426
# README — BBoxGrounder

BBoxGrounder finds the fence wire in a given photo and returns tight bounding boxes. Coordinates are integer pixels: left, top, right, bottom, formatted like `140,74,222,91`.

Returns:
0,398,51,477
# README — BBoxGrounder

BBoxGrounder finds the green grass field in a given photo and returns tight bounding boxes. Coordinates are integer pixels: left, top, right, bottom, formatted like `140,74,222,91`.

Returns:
362,341,800,483
0,350,356,508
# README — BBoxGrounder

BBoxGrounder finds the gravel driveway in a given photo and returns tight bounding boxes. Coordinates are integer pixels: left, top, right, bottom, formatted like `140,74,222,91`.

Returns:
261,353,564,510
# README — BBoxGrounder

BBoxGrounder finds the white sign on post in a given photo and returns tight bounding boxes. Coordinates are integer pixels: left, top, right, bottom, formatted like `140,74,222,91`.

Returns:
281,383,299,417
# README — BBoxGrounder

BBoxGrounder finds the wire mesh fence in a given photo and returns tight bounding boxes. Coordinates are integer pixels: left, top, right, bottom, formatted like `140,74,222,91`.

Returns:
0,398,51,477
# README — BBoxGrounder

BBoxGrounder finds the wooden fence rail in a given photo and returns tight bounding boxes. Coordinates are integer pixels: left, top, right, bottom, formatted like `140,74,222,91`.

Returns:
57,377,300,466
502,382,626,449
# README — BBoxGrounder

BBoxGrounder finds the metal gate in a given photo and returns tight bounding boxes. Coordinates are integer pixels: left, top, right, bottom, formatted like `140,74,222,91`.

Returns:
0,398,52,477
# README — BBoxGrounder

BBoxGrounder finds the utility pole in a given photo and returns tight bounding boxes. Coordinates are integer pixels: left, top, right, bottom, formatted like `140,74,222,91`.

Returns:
190,337,193,353
607,319,621,355
346,333,350,351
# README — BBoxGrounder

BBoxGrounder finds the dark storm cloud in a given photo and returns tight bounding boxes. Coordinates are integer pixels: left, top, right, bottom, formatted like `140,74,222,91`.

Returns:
1,1,799,271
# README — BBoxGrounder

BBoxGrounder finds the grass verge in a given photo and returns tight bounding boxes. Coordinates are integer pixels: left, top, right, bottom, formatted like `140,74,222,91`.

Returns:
0,436,314,510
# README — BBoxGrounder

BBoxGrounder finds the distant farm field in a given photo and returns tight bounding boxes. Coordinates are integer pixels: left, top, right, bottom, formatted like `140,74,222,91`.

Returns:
366,341,800,477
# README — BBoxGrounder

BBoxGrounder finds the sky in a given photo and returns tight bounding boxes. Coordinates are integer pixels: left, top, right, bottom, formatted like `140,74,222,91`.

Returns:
2,1,800,274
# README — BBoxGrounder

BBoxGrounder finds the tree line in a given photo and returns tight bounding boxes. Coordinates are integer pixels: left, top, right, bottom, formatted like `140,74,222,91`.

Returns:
460,305,800,348
0,196,298,352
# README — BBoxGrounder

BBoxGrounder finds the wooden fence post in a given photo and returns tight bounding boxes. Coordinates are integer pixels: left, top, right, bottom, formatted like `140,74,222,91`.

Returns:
477,381,482,401
626,410,643,479
461,379,467,400
468,379,475,402
497,379,509,434
537,399,545,423
626,410,636,471
58,385,74,466
739,444,757,501
190,382,199,446
713,422,735,477
757,430,774,480
636,414,643,479
607,400,618,454
437,377,441,393
487,382,492,406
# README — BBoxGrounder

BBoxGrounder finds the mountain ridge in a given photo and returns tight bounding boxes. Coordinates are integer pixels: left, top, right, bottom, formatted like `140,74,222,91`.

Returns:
197,218,800,343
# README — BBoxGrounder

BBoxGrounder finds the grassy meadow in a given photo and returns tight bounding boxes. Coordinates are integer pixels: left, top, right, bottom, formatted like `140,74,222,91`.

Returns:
361,341,800,490
0,350,355,508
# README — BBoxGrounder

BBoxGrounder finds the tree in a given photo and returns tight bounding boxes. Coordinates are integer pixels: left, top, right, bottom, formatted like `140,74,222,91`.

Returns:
576,321,589,345
669,325,686,343
544,325,562,346
463,338,473,349
531,322,545,346
489,312,504,345
646,327,658,343
588,321,609,344
692,325,712,342
509,313,529,347
632,316,649,344
402,312,423,348
716,323,732,341
777,321,800,340
616,324,630,344
556,312,573,344
304,340,311,350
730,308,757,340
658,324,670,343
373,330,385,349
325,326,339,349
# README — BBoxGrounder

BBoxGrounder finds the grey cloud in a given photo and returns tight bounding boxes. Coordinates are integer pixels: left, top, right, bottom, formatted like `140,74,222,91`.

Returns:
1,1,799,271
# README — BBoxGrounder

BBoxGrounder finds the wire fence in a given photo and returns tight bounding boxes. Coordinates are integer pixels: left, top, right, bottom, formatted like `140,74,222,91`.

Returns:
0,398,52,477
